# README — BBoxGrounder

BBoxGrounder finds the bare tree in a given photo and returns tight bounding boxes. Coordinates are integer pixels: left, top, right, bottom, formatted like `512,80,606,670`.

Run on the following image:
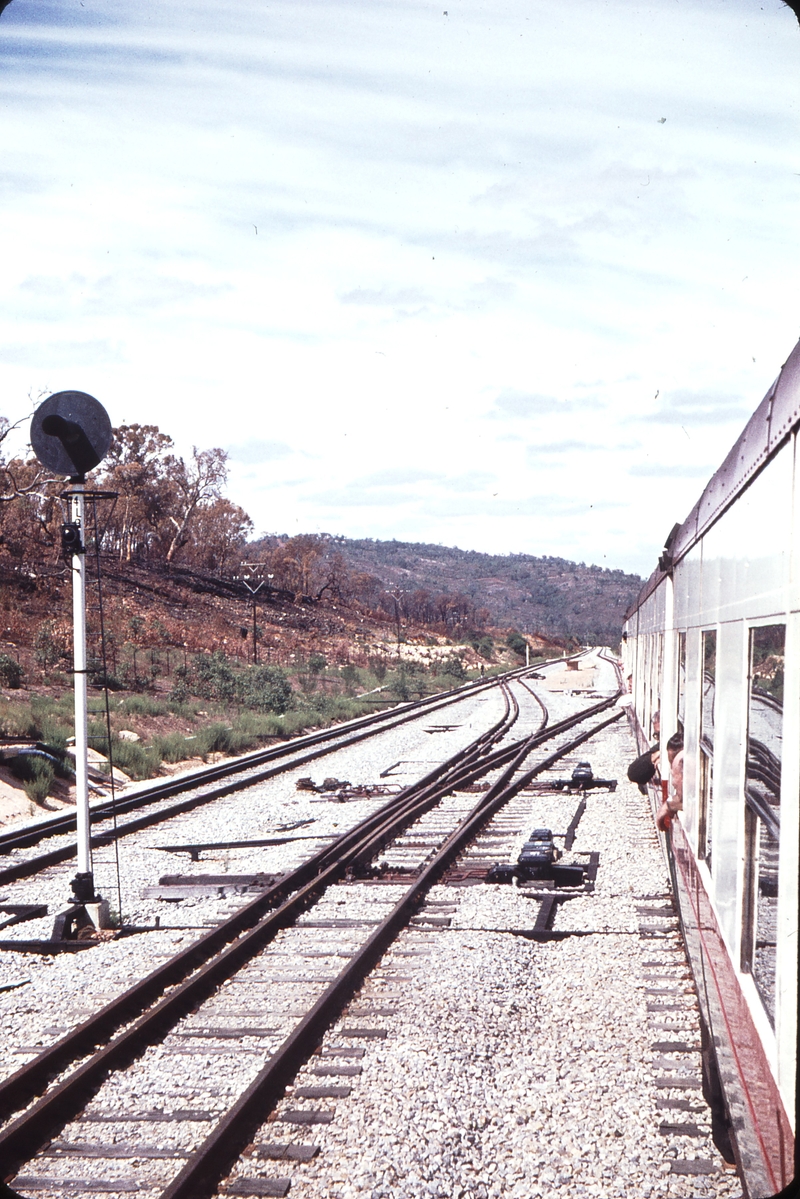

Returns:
0,412,51,505
164,447,228,563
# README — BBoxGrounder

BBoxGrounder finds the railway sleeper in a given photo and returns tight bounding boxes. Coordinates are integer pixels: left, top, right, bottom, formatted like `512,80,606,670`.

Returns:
0,697,623,1197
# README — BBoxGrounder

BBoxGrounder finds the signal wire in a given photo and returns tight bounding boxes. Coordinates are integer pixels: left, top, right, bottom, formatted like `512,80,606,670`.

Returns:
89,492,124,926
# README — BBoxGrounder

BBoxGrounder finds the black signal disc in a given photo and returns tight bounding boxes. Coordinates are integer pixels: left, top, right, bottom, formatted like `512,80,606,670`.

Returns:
30,391,112,476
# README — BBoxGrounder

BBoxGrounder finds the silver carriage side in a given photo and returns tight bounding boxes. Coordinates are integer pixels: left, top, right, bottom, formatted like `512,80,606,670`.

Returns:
622,338,800,1197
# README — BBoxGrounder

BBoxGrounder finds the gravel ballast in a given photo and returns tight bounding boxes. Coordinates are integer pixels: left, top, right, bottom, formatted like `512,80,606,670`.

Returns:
4,655,745,1198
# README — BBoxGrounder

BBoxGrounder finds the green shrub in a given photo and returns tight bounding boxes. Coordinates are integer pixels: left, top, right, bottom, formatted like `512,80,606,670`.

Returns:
153,731,196,763
169,679,191,705
49,750,75,781
298,670,318,695
237,665,293,713
441,655,466,681
33,622,65,670
308,653,327,674
191,652,236,703
24,762,54,803
369,657,387,682
0,654,22,689
506,631,528,657
390,670,410,701
117,694,168,718
0,701,35,739
90,670,125,690
9,752,55,803
340,663,359,693
110,738,161,779
35,718,71,750
87,718,113,759
196,722,235,756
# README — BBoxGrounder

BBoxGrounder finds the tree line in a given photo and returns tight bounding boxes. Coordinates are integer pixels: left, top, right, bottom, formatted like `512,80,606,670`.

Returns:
0,417,491,638
0,419,253,573
253,534,490,635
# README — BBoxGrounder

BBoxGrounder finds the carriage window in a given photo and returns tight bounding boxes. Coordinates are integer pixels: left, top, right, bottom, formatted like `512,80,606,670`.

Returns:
677,632,686,732
701,630,715,749
741,624,784,1027
698,631,715,867
698,751,713,868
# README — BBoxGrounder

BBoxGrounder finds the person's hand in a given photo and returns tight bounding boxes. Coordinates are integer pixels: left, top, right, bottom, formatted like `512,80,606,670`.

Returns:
656,802,672,832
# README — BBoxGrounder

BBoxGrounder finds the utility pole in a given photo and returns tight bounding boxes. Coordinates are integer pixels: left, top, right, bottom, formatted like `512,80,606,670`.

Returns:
234,564,272,665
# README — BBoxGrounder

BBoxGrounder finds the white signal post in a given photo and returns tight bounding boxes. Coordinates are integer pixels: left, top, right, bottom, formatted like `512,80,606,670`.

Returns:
69,483,92,888
29,391,114,933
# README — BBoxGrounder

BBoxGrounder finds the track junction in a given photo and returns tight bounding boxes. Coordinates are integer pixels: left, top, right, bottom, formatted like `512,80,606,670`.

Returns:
0,652,742,1199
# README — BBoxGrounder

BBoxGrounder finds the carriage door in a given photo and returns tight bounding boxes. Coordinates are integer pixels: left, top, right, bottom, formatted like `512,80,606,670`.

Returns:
741,623,785,1027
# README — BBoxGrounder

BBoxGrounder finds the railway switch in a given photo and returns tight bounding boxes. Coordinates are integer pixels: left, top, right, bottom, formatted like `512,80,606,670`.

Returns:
549,761,617,792
517,829,561,879
487,827,588,887
486,863,516,884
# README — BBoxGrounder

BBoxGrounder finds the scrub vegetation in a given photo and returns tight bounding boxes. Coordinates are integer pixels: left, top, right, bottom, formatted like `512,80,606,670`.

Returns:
0,416,559,814
0,654,529,790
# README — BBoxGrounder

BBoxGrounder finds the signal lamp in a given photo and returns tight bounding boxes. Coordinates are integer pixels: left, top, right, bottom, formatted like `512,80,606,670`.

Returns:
61,521,84,557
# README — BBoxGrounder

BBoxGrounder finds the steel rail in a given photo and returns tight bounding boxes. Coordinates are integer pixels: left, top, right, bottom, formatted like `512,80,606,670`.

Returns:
0,676,607,897
0,681,523,1141
157,708,625,1199
0,675,504,855
343,692,619,873
0,670,527,888
516,675,548,731
0,659,562,857
0,702,621,1184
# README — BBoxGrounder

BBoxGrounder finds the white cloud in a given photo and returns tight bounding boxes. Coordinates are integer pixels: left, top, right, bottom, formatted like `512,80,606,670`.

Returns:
227,440,296,465
639,388,753,427
489,391,572,420
0,0,798,579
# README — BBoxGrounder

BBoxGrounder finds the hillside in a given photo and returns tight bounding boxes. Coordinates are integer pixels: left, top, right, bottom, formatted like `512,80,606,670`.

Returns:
0,418,639,654
0,418,636,823
0,556,569,824
252,535,642,646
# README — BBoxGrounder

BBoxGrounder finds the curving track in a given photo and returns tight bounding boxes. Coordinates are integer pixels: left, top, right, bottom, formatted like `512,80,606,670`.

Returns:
0,662,560,890
0,660,625,1198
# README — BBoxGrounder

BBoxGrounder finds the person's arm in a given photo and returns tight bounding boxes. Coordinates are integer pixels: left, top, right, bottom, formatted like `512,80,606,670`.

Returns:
667,750,683,811
656,750,684,830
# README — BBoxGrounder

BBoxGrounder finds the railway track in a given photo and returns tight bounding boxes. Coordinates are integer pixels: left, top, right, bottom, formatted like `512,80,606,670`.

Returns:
0,673,622,1198
0,678,520,1102
0,663,559,890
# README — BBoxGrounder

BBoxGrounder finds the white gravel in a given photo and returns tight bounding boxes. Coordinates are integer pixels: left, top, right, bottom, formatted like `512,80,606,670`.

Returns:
6,655,744,1199
0,684,514,1076
213,655,744,1199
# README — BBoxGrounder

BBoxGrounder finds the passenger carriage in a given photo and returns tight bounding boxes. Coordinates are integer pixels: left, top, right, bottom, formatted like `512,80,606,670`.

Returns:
622,338,800,1197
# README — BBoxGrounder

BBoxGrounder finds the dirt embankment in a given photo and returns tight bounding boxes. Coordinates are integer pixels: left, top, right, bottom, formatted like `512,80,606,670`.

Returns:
0,560,565,829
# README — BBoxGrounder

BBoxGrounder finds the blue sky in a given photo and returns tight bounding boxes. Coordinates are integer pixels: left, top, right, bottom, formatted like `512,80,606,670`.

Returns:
1,0,798,576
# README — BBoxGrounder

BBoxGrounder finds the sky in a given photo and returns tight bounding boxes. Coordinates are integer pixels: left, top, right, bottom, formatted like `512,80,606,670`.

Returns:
0,0,798,578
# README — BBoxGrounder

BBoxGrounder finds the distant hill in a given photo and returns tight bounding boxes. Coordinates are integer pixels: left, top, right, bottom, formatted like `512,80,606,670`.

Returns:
254,535,642,646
